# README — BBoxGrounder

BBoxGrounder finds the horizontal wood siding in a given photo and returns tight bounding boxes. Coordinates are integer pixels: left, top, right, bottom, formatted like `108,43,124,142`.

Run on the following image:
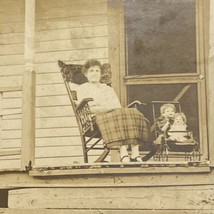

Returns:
34,0,109,166
0,0,24,170
8,186,214,210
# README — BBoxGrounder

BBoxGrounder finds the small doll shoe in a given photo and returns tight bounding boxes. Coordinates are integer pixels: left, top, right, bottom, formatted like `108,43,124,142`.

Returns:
120,155,130,163
130,156,142,162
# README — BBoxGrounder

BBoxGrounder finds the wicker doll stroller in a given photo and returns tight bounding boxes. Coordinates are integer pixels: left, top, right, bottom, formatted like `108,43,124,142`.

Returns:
152,101,200,161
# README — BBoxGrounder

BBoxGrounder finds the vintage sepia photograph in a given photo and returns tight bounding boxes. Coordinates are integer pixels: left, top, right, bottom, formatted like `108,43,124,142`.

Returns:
0,0,214,213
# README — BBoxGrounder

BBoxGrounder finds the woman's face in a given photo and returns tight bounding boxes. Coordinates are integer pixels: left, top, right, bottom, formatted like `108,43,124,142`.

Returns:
85,65,101,83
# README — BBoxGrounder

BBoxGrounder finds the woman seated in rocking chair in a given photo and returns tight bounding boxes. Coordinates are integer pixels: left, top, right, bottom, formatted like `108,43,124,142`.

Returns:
76,59,157,163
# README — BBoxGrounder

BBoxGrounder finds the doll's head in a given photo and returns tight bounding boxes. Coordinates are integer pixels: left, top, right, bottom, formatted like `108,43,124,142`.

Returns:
173,112,186,125
160,103,176,119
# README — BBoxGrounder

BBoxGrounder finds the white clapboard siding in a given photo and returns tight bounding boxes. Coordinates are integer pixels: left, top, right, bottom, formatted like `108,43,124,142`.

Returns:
36,95,70,107
0,159,21,170
0,22,24,34
36,2,107,20
0,33,24,45
36,106,74,118
36,117,78,129
1,139,21,149
2,130,21,140
35,156,84,167
35,37,108,53
36,0,106,9
0,65,24,76
36,84,67,97
0,43,24,55
36,128,80,138
36,14,108,31
35,48,108,64
36,136,82,147
35,26,108,42
35,146,83,158
2,97,22,109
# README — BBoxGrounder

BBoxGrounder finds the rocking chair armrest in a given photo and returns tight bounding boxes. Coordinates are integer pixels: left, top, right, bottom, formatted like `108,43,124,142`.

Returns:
76,98,94,111
127,100,146,108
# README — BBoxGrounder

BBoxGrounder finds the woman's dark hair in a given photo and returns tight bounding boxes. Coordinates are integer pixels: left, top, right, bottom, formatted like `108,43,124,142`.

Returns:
83,59,102,73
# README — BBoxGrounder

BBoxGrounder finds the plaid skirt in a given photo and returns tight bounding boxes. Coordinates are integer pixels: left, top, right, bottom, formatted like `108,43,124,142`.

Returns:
96,108,151,148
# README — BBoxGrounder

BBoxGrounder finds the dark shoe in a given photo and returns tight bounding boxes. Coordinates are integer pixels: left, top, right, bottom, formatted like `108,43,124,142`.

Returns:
120,155,130,163
130,156,142,162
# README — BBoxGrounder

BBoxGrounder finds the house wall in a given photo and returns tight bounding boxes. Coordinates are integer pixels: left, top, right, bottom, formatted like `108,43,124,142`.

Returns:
0,0,25,169
0,0,109,169
34,0,109,166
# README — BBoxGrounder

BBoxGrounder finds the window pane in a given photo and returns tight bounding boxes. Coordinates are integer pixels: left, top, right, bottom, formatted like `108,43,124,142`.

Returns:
125,0,197,75
127,83,199,142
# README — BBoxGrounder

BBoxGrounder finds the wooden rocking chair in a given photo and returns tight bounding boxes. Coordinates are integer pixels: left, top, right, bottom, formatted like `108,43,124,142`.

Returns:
58,60,145,163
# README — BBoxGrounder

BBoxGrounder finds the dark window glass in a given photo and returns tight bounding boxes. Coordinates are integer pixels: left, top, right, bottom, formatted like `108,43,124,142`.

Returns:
127,83,199,142
125,0,197,75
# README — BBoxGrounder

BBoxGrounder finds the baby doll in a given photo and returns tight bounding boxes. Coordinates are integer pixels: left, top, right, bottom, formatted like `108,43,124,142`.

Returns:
154,103,176,144
168,112,188,142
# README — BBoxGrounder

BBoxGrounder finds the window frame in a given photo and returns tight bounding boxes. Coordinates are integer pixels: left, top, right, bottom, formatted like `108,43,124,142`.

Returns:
108,0,210,162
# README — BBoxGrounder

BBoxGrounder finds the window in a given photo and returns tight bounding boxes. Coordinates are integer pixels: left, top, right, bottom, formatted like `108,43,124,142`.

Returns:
123,0,208,159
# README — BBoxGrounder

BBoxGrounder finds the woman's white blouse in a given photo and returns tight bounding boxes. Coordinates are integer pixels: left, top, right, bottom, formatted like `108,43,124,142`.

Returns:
76,82,121,109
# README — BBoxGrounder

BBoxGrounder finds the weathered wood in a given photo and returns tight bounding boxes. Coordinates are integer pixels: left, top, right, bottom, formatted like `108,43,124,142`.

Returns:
36,106,74,117
0,65,24,76
0,76,22,87
208,0,214,166
1,139,21,149
1,169,214,189
0,86,22,93
21,71,36,170
35,48,108,64
2,130,21,139
36,2,107,20
30,165,210,177
36,37,108,53
0,208,213,214
2,98,22,109
36,14,108,30
0,149,21,157
1,108,22,118
8,185,214,210
36,127,80,138
36,26,108,42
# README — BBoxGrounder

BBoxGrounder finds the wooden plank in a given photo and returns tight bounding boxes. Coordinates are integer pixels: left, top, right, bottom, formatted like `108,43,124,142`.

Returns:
208,0,214,166
1,109,21,116
35,2,107,20
35,37,108,53
0,65,24,76
36,106,74,118
35,156,84,167
36,14,108,31
35,26,108,42
35,136,81,147
2,98,22,109
0,86,22,92
3,91,22,98
8,185,214,210
0,43,24,55
0,22,24,34
1,139,21,149
36,95,70,107
35,146,83,158
0,33,24,45
0,208,213,214
36,117,78,129
0,160,20,170
21,71,36,170
36,73,63,85
36,0,106,8
36,84,67,97
2,130,21,139
0,92,2,149
35,127,80,138
0,168,213,188
34,48,108,64
0,149,21,156
0,76,22,87
2,119,21,130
